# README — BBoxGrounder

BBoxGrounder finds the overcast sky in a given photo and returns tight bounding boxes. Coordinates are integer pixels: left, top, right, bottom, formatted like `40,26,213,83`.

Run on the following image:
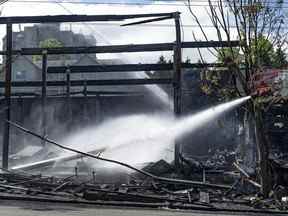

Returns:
0,0,237,63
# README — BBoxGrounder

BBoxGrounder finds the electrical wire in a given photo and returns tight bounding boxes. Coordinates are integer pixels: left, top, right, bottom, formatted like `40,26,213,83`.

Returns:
45,22,288,30
0,0,8,5
5,0,288,9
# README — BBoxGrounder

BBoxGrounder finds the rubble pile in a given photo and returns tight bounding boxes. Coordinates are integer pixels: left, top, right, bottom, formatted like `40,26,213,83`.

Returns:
1,121,287,214
0,157,287,214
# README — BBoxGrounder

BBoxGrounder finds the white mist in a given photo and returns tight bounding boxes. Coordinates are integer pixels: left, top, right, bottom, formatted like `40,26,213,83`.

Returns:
13,96,251,171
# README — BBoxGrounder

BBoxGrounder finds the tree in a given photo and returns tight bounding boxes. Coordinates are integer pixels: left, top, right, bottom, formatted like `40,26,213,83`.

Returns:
273,46,288,68
188,0,287,197
218,36,288,68
39,38,63,49
33,38,64,62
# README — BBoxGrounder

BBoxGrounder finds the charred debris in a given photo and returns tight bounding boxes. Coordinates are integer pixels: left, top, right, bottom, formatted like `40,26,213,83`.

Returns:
1,118,287,214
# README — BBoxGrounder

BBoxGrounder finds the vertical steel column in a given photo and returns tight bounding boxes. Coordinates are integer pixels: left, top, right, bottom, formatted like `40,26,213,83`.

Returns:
41,51,47,146
2,23,13,169
173,12,182,170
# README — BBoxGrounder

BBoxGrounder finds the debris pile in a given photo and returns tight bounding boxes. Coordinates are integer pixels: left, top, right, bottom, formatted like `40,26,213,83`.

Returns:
0,157,286,214
1,121,287,214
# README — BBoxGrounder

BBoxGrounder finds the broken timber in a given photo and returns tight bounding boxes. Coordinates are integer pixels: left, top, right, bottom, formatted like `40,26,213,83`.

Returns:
233,163,261,188
11,148,106,171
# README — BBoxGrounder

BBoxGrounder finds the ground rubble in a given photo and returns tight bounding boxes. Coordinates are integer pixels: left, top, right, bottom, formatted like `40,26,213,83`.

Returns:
3,121,288,213
0,159,287,215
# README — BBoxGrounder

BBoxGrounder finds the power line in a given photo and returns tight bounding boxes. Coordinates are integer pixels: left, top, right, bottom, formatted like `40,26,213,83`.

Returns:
4,0,288,30
59,22,288,31
55,1,113,45
6,0,288,8
0,0,8,5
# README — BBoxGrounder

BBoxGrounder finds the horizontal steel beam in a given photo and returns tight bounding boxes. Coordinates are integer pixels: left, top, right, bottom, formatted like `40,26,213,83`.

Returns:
47,63,224,73
0,78,173,88
0,13,175,24
0,41,240,55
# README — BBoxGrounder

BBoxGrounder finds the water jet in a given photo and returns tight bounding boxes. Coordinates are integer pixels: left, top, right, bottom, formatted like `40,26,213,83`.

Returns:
11,96,251,172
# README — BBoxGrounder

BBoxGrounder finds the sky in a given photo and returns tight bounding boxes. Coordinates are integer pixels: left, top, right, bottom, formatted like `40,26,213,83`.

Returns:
0,0,236,63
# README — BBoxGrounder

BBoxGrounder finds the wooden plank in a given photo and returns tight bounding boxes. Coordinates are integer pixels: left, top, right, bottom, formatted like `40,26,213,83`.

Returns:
0,41,240,55
0,13,175,24
48,64,173,73
0,78,173,87
173,12,182,170
121,15,173,26
2,23,12,169
41,52,47,146
47,63,225,74
182,40,240,48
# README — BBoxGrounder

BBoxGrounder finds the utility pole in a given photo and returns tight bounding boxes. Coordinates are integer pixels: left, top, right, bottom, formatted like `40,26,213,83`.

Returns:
173,12,182,170
2,23,13,169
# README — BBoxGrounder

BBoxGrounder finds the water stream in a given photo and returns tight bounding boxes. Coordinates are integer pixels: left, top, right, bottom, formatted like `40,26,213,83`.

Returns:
12,96,250,171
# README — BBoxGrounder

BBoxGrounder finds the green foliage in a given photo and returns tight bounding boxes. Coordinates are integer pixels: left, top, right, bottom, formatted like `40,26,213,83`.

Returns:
33,38,63,62
217,36,287,69
273,47,288,68
39,38,63,49
217,47,242,65
211,37,287,102
251,36,275,67
200,69,238,101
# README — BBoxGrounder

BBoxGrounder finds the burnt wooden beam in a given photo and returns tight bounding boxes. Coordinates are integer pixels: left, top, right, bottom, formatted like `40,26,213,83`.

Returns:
0,78,173,88
173,12,182,170
41,52,47,146
2,23,12,170
48,64,173,73
0,41,240,55
47,63,224,74
121,15,173,26
0,92,40,97
0,13,175,24
181,41,240,49
0,94,143,100
49,90,143,97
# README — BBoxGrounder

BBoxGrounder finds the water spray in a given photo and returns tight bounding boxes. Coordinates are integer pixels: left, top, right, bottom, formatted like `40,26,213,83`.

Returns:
11,96,251,171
